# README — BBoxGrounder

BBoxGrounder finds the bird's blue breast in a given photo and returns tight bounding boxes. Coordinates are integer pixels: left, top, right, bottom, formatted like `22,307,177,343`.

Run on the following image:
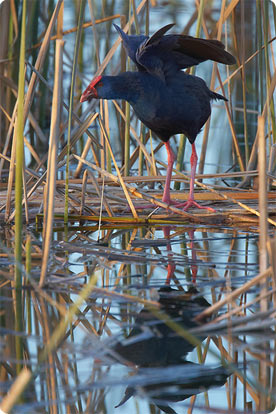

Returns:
129,72,212,142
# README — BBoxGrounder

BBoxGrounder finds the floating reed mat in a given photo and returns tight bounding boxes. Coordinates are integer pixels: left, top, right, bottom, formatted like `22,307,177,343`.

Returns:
29,190,276,228
1,173,276,226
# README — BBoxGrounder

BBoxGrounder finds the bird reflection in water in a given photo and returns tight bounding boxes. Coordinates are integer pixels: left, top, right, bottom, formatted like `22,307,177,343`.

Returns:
113,228,229,413
114,287,229,413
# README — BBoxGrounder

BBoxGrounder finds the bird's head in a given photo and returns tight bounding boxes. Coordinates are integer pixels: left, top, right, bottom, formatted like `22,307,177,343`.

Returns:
80,75,103,102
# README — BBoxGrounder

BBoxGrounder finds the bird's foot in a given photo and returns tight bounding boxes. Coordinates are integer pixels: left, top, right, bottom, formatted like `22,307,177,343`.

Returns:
124,198,215,212
162,197,215,212
181,199,215,212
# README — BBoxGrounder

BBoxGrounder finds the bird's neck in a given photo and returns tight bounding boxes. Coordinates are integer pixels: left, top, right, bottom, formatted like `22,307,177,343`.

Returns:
100,73,141,102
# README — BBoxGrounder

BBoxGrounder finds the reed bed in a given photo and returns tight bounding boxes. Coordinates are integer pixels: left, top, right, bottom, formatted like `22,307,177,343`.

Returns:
0,1,275,225
0,0,276,413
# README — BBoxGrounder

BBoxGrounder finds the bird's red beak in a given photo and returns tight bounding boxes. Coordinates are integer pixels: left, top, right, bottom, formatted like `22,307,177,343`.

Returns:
80,75,102,102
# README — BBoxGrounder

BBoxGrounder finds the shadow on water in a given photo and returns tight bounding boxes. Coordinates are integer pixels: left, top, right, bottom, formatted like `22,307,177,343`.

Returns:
1,224,275,413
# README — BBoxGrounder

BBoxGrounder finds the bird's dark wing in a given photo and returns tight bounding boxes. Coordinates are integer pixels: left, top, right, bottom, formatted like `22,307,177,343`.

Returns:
136,24,177,80
175,35,236,66
113,23,148,70
136,25,236,80
140,23,175,47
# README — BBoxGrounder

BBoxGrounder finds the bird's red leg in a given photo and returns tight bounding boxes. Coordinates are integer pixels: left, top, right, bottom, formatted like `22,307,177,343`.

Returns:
163,226,176,285
188,230,198,283
129,141,175,210
126,141,214,212
182,143,215,212
162,141,175,204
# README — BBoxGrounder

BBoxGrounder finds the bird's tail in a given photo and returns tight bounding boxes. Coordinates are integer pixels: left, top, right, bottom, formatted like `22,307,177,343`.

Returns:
210,91,228,102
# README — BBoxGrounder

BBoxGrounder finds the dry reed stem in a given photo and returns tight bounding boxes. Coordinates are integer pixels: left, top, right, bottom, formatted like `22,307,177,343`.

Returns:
22,159,29,224
54,169,259,184
117,227,139,279
112,99,155,169
23,60,101,151
81,169,113,217
98,117,138,218
258,115,268,274
72,154,202,221
238,67,276,186
83,0,148,82
222,0,240,23
40,40,64,287
257,113,270,410
198,0,241,174
3,1,62,223
195,267,272,321
268,237,276,285
87,0,101,66
0,100,18,178
40,298,58,414
211,337,259,403
211,286,276,324
157,159,276,226
5,158,69,223
58,294,99,337
0,368,32,413
31,15,121,50
23,0,63,124
58,112,100,161
73,134,96,178
220,36,276,91
216,69,245,171
0,153,40,181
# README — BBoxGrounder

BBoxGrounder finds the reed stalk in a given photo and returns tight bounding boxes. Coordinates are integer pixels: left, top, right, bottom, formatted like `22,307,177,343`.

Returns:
258,115,268,274
257,113,269,410
175,0,205,190
0,368,32,413
138,123,146,176
263,1,276,145
39,39,64,287
256,0,264,110
124,102,131,175
123,2,132,176
64,0,86,224
14,0,27,375
25,234,32,334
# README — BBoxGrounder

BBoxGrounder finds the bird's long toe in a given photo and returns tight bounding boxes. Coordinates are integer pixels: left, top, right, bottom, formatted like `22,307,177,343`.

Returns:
182,199,215,212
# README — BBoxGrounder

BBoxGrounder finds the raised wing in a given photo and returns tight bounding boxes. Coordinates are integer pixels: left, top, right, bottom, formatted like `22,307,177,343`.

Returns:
136,25,236,80
114,23,236,80
113,23,148,70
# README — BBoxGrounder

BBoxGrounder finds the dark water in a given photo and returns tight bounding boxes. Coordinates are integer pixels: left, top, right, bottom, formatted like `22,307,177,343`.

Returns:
2,224,275,414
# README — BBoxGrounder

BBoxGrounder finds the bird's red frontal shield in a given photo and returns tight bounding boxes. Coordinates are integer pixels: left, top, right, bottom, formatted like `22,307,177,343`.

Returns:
80,75,102,102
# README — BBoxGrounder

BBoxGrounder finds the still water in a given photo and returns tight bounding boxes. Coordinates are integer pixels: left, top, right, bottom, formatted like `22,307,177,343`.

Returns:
2,224,275,414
